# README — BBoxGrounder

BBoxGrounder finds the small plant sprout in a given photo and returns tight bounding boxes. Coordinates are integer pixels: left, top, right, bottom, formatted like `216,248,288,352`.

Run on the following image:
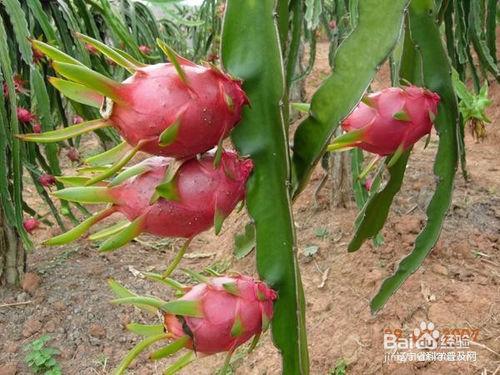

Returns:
23,335,61,375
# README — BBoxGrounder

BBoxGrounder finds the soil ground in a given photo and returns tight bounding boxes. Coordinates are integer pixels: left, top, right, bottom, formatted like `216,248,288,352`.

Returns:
1,41,499,375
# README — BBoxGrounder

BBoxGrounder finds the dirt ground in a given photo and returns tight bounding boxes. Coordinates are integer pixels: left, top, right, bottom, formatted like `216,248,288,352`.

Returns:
1,41,499,375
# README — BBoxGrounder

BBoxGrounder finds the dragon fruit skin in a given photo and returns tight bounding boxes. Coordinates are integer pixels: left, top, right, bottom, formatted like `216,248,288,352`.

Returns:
23,218,40,234
32,122,42,134
66,147,80,162
138,45,152,55
109,151,253,238
341,86,440,156
110,63,248,158
17,107,37,123
72,115,84,124
164,275,277,355
39,173,56,187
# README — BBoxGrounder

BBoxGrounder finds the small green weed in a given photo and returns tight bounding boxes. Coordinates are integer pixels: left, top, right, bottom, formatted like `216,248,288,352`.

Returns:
23,335,61,375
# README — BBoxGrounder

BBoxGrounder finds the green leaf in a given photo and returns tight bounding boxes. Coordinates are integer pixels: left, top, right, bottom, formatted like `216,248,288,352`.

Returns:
31,40,84,66
292,0,409,196
83,142,142,186
75,33,139,73
143,272,186,292
17,119,111,143
126,323,165,337
52,186,113,204
114,334,169,375
85,141,130,167
88,221,129,241
222,1,309,374
49,78,104,108
371,0,459,313
234,222,256,259
222,282,240,296
149,336,189,360
111,296,167,310
99,215,145,252
156,38,188,84
154,180,179,201
164,352,195,375
291,102,311,113
230,315,244,337
108,278,160,314
109,164,150,187
213,208,225,235
55,176,93,187
45,207,115,246
158,119,181,147
51,62,123,102
159,300,203,318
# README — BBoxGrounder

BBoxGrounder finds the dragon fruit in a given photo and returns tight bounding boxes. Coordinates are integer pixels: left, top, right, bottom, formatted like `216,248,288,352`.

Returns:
3,74,28,97
84,43,98,55
66,147,80,162
33,45,45,63
19,35,248,185
72,115,84,124
138,45,152,55
17,107,36,123
32,122,42,134
39,173,56,187
328,85,440,156
110,275,276,372
363,178,373,192
163,275,277,354
46,150,252,251
23,218,40,234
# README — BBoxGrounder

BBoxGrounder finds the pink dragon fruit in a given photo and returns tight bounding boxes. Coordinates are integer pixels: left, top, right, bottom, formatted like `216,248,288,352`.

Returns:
138,45,152,55
32,46,44,64
163,275,277,354
39,173,56,187
329,86,440,156
17,107,37,123
84,43,98,55
364,178,372,192
66,147,80,162
23,218,40,234
46,150,252,251
32,122,42,134
72,115,84,124
107,62,247,158
20,36,248,164
110,275,276,372
3,74,28,97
